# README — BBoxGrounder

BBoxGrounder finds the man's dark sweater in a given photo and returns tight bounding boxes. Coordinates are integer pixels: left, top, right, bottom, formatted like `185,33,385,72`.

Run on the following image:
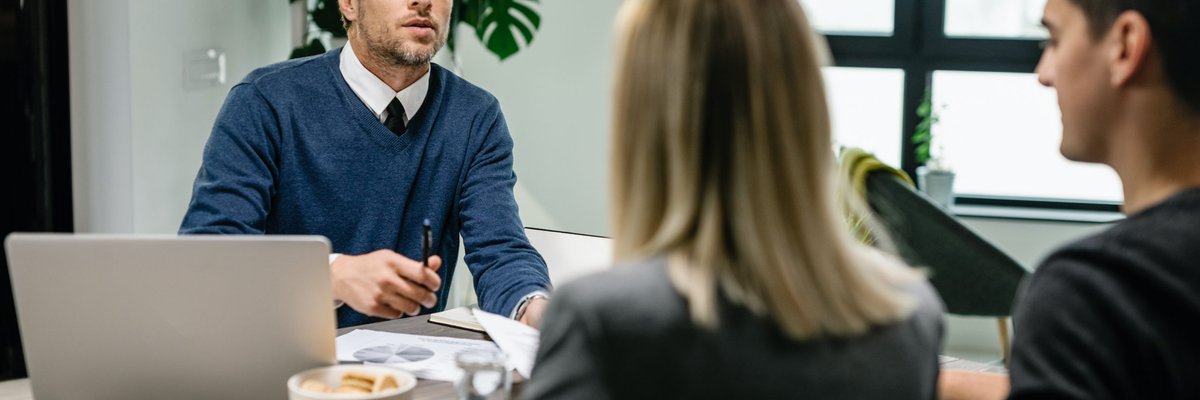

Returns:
180,48,551,328
1009,188,1200,399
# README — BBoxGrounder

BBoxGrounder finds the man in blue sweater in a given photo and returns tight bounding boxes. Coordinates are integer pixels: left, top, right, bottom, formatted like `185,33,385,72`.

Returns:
180,0,551,328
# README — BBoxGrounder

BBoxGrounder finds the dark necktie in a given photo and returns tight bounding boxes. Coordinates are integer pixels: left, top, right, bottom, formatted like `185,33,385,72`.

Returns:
384,97,407,136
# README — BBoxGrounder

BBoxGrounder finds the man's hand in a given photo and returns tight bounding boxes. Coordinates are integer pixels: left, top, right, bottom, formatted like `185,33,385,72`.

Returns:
331,250,443,319
518,298,549,329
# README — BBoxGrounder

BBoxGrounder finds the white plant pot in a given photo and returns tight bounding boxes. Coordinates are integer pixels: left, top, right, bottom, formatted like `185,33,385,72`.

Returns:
917,166,956,209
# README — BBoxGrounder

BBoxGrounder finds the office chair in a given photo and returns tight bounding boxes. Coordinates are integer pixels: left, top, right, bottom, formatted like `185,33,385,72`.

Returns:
840,149,1029,366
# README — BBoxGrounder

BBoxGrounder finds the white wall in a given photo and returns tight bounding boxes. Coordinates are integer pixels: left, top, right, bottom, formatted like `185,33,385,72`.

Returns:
960,217,1108,267
440,0,621,237
70,0,292,233
69,0,135,233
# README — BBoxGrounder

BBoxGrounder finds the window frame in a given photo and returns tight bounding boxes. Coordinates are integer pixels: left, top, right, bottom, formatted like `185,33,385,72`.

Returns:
823,0,1121,213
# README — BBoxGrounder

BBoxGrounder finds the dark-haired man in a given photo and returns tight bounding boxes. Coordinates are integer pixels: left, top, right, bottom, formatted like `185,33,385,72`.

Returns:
940,0,1200,398
180,0,551,328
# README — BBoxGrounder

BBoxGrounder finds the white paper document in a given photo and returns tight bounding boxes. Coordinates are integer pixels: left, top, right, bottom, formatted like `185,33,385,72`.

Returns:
472,308,541,379
336,329,501,381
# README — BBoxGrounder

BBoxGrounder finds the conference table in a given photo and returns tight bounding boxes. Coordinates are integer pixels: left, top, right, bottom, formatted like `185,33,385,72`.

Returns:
0,315,517,400
0,314,1006,399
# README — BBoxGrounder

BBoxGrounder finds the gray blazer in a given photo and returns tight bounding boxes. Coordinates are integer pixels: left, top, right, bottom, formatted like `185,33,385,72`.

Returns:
524,258,944,400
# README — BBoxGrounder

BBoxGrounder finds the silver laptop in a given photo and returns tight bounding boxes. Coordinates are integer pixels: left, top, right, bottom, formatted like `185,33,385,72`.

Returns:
4,234,337,400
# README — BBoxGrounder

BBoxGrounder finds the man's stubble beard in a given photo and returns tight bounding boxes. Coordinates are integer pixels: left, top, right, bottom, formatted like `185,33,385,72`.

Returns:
358,15,447,67
368,30,446,66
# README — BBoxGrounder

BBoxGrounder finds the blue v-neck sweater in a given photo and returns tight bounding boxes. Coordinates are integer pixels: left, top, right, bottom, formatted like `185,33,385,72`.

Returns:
180,48,551,328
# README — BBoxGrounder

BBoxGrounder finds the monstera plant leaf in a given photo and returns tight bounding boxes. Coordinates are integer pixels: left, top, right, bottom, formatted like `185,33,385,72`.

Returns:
447,0,478,55
467,0,541,61
290,38,328,59
288,0,343,59
311,0,347,38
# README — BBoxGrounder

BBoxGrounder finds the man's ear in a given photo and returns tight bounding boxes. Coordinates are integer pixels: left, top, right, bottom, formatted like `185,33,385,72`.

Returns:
339,0,357,25
1108,10,1153,87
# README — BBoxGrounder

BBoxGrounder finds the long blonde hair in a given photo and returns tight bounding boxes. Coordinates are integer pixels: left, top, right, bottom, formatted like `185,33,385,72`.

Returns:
611,0,921,339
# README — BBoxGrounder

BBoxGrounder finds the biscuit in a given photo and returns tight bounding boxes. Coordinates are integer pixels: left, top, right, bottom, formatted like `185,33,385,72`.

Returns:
299,379,332,393
372,374,399,393
341,371,375,383
296,370,402,395
340,371,379,393
336,385,372,394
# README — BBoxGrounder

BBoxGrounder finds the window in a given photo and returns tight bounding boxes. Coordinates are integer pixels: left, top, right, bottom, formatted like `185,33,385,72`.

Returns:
944,0,1047,39
799,0,895,36
824,67,905,168
803,0,1121,212
932,71,1122,203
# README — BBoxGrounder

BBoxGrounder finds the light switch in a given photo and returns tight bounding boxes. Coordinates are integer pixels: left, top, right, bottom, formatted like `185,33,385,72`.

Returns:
184,48,226,90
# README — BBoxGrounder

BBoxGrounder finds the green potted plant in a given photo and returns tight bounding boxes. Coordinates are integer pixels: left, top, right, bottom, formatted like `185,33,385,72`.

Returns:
289,0,542,61
912,87,955,208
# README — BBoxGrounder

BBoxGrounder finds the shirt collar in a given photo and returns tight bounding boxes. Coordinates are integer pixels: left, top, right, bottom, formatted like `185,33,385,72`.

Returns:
339,42,431,122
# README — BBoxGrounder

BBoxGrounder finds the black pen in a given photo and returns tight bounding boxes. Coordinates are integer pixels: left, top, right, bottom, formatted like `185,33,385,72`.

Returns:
422,218,432,268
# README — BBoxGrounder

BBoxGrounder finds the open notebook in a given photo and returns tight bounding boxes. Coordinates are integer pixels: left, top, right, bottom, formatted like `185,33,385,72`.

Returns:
428,306,486,332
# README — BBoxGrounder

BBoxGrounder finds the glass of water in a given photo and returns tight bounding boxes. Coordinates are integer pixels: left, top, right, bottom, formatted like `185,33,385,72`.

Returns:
455,348,511,400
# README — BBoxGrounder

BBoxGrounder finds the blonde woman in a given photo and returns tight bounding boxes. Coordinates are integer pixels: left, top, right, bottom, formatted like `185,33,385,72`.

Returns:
525,0,943,398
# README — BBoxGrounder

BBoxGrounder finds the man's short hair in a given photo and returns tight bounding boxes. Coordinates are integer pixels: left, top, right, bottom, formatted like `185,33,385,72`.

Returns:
342,13,351,31
1067,0,1200,112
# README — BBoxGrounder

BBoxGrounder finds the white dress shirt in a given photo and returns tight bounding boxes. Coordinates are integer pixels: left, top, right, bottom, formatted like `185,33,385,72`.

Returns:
339,41,430,123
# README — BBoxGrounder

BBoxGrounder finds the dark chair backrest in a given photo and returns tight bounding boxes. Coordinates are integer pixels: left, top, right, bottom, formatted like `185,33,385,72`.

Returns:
864,170,1028,317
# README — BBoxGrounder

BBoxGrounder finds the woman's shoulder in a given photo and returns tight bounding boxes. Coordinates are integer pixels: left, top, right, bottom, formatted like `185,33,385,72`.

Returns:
555,257,674,303
549,257,691,328
890,274,945,350
856,249,945,344
862,249,944,326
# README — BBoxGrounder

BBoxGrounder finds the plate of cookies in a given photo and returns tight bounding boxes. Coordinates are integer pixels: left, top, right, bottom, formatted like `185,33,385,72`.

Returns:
288,364,417,400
